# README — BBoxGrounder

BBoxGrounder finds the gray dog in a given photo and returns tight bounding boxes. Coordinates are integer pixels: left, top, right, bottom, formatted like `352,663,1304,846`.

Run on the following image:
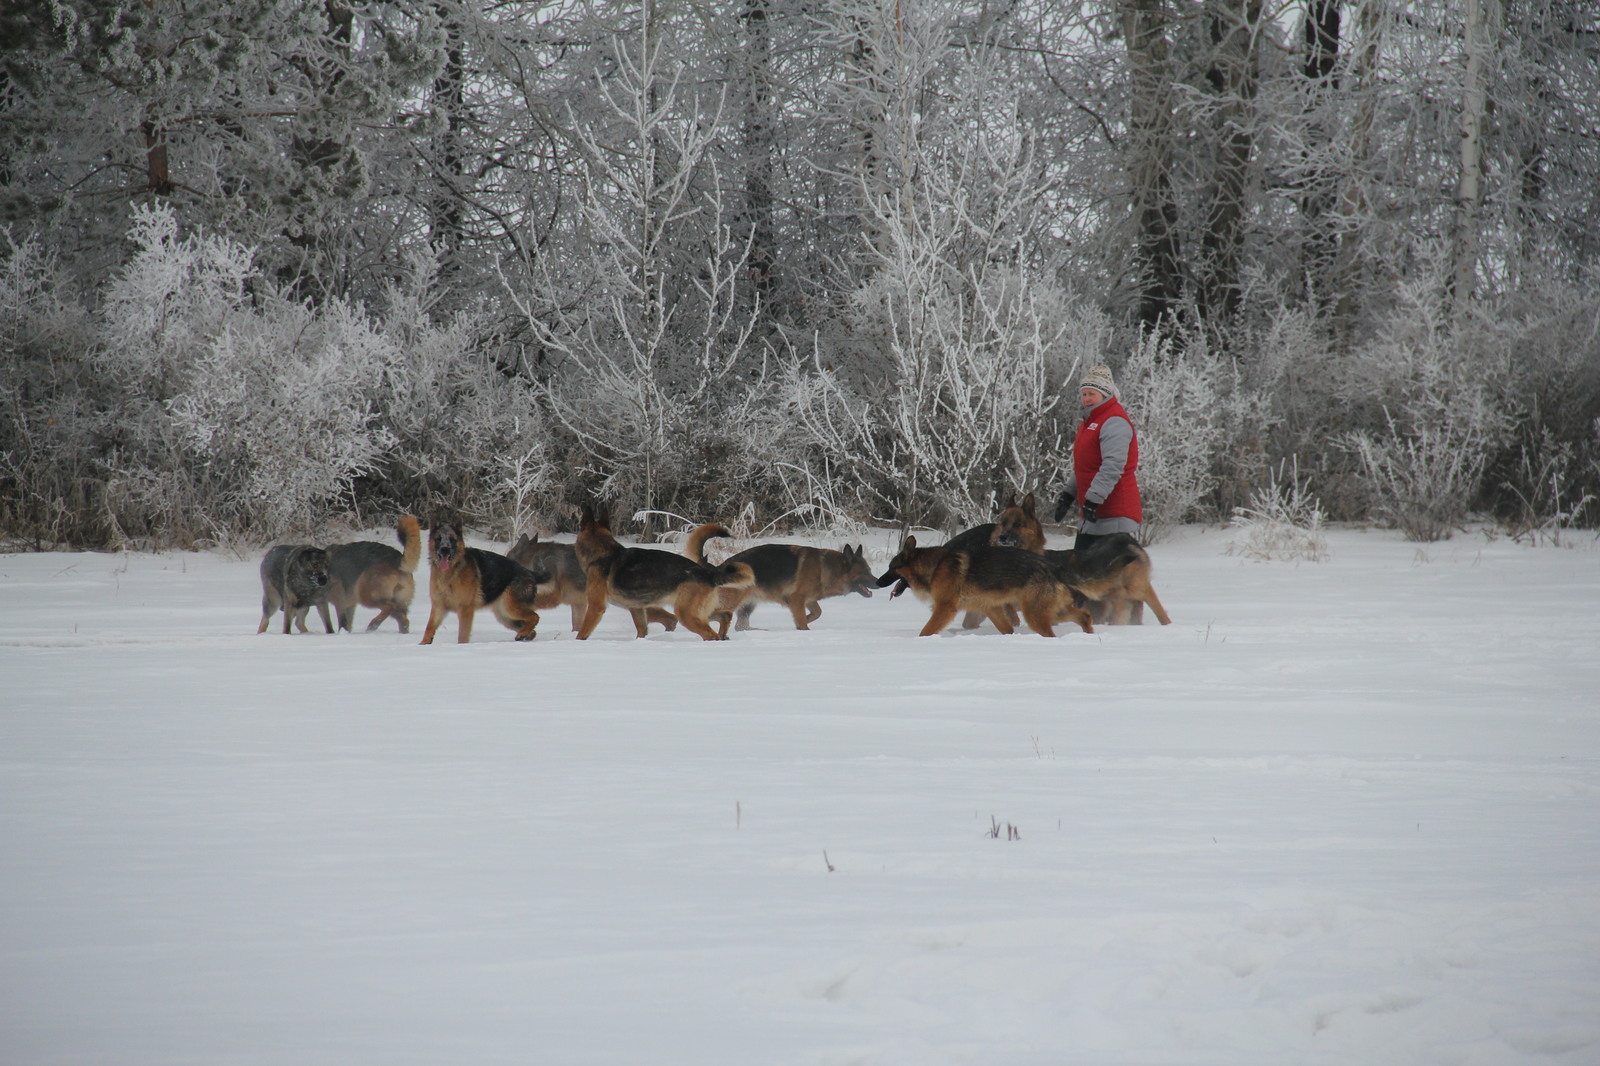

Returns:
257,545,333,634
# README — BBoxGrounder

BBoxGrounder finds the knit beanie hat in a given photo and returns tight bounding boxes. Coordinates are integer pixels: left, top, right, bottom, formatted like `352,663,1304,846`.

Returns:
1079,364,1117,399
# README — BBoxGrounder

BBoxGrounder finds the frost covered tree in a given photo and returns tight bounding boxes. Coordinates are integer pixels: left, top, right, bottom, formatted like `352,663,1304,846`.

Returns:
503,0,787,531
3,0,1599,546
0,0,444,302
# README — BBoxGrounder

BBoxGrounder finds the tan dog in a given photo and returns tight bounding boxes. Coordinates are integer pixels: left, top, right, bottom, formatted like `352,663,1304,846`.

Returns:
327,516,422,633
574,507,754,641
420,523,548,644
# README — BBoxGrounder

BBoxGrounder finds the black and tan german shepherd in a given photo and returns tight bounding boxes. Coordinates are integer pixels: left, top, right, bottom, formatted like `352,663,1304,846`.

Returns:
420,523,550,644
257,544,333,635
941,493,1048,554
876,537,1094,637
704,543,875,637
327,515,422,633
574,507,755,641
507,532,678,635
1043,533,1171,626
940,493,1048,629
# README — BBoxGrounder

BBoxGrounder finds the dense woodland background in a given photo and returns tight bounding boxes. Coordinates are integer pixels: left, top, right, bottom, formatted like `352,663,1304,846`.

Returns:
2,0,1597,549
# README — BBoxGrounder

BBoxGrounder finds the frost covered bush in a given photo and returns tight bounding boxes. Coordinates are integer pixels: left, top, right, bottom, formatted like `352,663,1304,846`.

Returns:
367,260,553,536
1226,460,1329,561
162,301,397,534
86,208,554,543
1474,282,1600,537
95,207,391,539
1119,327,1272,543
0,233,103,547
1337,277,1511,542
793,266,1087,529
1346,405,1502,542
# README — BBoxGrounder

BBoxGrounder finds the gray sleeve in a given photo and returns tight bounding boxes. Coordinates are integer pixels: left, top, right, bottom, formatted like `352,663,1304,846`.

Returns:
1085,416,1132,504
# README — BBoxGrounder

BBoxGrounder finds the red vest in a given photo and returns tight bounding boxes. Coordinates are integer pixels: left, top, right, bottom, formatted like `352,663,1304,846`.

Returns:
1073,397,1142,523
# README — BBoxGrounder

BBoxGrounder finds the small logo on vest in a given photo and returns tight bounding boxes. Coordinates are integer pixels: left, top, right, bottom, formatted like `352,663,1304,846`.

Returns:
1088,421,1100,431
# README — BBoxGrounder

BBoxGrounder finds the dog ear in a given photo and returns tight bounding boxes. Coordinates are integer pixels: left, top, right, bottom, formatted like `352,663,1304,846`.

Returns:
1020,492,1036,514
902,535,917,550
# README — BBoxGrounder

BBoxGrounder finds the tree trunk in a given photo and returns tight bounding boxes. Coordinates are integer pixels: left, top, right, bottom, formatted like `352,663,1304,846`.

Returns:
1451,0,1493,317
1199,0,1263,327
1299,0,1341,306
430,4,466,274
1121,0,1182,328
1329,1,1384,351
740,0,776,315
142,112,172,196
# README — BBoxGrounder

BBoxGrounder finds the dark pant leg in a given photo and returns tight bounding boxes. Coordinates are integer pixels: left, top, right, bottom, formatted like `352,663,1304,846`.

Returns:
1073,531,1106,554
1068,531,1107,608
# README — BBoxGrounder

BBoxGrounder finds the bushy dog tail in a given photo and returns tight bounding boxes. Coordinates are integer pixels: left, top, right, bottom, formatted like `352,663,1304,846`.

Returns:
396,515,422,573
711,561,756,589
685,523,732,564
1103,533,1149,571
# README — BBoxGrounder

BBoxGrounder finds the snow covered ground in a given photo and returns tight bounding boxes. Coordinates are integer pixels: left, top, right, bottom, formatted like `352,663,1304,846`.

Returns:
2,523,1598,1066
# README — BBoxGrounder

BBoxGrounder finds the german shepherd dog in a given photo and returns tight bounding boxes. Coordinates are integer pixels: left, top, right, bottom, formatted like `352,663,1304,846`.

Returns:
939,493,1048,630
1043,533,1172,626
507,532,678,635
257,545,333,635
705,543,876,638
326,515,422,633
574,507,755,641
941,493,1048,554
420,523,550,644
876,537,1094,637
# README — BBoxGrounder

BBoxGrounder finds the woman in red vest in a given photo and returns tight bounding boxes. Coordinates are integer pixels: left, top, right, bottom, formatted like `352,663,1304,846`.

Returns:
1052,364,1142,551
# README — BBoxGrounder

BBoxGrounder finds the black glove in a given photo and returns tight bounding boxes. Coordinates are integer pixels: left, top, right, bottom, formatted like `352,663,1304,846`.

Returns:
1053,490,1076,523
1080,499,1099,523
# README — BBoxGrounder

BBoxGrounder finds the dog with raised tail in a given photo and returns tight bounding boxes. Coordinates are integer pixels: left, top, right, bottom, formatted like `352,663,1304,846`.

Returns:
327,515,422,633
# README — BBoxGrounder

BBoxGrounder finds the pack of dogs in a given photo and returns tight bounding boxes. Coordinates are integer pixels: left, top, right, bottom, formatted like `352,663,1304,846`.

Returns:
256,495,1170,643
